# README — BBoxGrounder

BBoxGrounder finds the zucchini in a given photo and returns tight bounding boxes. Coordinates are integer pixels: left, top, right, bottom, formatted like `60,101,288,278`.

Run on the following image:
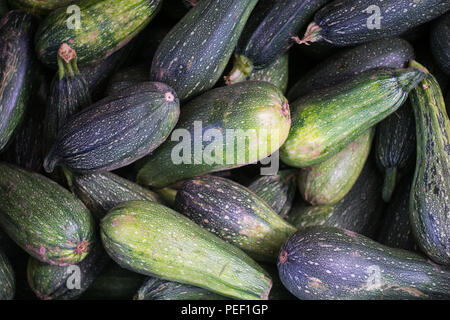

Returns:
137,81,291,188
258,262,296,300
431,12,450,76
299,0,450,47
66,171,161,220
299,128,374,206
0,11,36,153
135,277,228,300
105,64,148,97
174,175,297,262
375,101,416,202
43,82,180,174
247,169,297,219
27,243,109,300
7,0,71,16
278,226,450,300
409,62,450,266
0,249,14,300
280,67,425,168
0,162,95,266
288,38,414,102
150,0,258,100
226,0,328,83
100,200,272,300
35,0,162,67
155,187,178,208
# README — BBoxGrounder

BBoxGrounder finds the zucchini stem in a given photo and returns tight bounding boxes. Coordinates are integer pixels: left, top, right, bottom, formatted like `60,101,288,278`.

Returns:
224,54,253,85
57,43,79,80
295,22,322,45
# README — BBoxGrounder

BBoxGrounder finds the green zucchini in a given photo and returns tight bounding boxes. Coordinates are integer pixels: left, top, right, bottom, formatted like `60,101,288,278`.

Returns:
280,67,425,168
7,0,72,16
66,171,161,220
375,101,416,202
174,175,297,262
155,187,178,208
35,0,162,67
100,200,272,300
247,169,297,219
409,62,450,266
288,38,414,102
137,81,291,188
105,64,148,96
0,249,14,300
299,128,374,206
0,11,36,153
135,277,228,300
44,82,180,173
431,12,450,76
0,162,95,266
150,0,258,100
299,0,450,46
278,226,450,300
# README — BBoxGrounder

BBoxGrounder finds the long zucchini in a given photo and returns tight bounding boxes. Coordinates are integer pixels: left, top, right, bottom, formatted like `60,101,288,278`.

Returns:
0,249,14,300
431,12,450,76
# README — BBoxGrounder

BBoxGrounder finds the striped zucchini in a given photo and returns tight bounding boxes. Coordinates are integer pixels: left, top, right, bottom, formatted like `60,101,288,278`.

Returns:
0,249,14,300
431,12,450,76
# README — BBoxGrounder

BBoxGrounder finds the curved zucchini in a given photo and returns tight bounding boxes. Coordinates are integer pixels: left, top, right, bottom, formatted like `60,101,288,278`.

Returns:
299,128,374,206
44,82,180,173
299,0,450,46
174,175,297,262
409,62,450,266
35,0,162,67
0,162,95,266
431,12,450,76
0,11,36,153
8,0,71,16
100,200,272,300
0,249,14,300
150,0,258,101
137,81,291,188
105,65,148,96
154,187,178,208
278,226,450,300
280,67,425,168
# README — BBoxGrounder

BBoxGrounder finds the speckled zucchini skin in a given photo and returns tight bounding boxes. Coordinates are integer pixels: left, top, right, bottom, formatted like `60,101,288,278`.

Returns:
375,101,416,202
278,226,450,300
150,0,258,100
299,128,374,206
431,12,450,76
27,243,109,300
35,0,162,67
248,169,297,219
8,0,72,16
409,65,450,266
105,65,148,96
288,38,414,102
0,163,95,266
244,53,289,94
0,11,36,153
67,171,161,220
135,277,228,300
288,159,383,238
280,67,425,168
137,81,291,188
174,175,297,262
44,82,180,173
305,0,450,46
100,200,272,300
0,249,14,300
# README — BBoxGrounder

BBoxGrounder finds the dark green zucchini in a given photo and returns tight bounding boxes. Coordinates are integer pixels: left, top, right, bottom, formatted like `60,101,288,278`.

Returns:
150,0,258,100
0,249,14,300
27,242,109,300
44,82,180,173
287,159,383,238
137,81,291,188
155,187,178,208
299,128,374,206
226,0,328,83
247,169,297,219
174,175,297,262
7,0,71,16
431,12,450,76
288,38,414,102
0,162,95,266
100,200,272,300
280,67,425,168
66,171,161,220
0,11,36,153
278,226,450,300
35,0,162,68
375,101,416,202
299,0,450,46
105,65,148,96
409,62,450,266
135,277,228,300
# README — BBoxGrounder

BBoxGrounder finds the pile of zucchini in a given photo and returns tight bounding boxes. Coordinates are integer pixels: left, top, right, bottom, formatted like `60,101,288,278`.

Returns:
0,0,449,301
